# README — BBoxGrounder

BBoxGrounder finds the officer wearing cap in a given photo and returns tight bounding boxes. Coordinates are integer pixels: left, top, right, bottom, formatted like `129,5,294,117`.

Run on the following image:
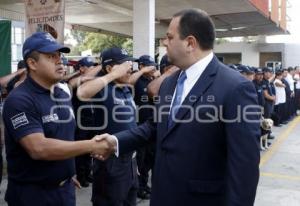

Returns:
2,32,113,206
134,55,158,199
261,67,276,118
238,65,255,81
252,68,265,109
69,56,99,187
77,47,138,206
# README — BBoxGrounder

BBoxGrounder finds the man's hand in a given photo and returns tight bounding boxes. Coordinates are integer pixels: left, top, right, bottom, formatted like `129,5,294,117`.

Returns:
141,66,156,75
90,134,117,160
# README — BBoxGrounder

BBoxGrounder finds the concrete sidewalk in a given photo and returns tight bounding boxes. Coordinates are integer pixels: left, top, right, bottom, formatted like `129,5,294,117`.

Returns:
1,116,300,206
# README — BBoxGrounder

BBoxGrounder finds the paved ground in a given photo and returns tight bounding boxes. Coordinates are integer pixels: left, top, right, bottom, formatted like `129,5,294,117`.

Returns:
1,116,300,206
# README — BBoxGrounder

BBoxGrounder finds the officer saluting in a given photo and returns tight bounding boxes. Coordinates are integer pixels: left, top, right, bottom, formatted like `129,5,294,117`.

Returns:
2,32,114,206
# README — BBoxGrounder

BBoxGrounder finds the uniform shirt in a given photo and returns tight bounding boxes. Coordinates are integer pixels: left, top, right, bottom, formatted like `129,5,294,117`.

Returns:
262,78,274,103
253,80,265,107
93,83,137,134
134,76,153,124
72,87,96,135
3,76,76,184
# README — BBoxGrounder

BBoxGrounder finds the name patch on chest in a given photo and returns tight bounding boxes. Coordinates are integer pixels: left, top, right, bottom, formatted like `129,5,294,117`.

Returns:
42,113,59,123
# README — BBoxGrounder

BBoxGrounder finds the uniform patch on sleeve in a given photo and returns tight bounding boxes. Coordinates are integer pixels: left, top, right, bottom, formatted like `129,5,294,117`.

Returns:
11,112,29,129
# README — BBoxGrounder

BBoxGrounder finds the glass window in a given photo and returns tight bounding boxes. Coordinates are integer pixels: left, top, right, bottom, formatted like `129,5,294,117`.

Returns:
15,27,24,44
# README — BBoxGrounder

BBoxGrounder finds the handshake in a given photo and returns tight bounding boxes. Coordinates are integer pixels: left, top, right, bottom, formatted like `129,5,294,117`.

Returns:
89,133,118,160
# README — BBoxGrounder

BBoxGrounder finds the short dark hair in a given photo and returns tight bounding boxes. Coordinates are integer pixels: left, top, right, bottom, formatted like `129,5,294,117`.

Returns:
24,51,40,70
173,9,215,50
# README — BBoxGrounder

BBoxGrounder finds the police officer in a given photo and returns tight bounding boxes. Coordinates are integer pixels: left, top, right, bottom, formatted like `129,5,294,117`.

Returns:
253,68,265,109
70,57,99,187
77,47,138,206
134,55,158,199
262,67,276,118
237,65,255,81
2,32,114,206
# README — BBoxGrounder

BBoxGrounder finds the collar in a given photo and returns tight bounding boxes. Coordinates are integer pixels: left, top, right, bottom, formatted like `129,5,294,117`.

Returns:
25,75,50,94
185,52,213,83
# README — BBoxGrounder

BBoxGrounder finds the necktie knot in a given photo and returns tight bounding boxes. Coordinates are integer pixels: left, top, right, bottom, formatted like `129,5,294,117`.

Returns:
177,71,187,84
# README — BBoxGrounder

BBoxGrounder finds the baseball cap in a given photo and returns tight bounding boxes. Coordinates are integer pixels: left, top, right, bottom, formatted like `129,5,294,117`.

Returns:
228,64,238,70
159,55,172,73
262,67,273,73
254,68,263,74
78,57,95,67
237,65,254,74
100,47,136,68
22,32,70,59
138,55,157,66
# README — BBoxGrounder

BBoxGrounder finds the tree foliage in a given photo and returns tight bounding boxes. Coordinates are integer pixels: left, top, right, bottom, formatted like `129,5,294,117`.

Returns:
68,31,133,56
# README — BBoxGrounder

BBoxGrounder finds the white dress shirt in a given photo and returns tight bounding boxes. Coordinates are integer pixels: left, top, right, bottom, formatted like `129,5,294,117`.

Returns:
285,73,295,92
172,52,214,105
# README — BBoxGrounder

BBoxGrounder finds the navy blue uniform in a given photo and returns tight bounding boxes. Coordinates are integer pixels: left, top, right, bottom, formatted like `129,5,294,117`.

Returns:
253,80,265,108
72,87,96,185
262,78,274,118
92,83,138,206
3,76,76,206
134,76,155,196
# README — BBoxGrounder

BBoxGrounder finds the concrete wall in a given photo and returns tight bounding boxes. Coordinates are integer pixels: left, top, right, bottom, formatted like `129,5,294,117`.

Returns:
214,42,260,67
284,44,300,67
214,42,300,68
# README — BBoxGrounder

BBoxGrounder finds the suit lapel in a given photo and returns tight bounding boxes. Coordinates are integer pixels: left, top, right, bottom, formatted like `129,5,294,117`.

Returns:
158,71,181,137
162,56,220,139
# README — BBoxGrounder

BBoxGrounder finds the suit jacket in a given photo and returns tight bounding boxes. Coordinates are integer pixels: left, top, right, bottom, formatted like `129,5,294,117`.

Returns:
116,56,260,206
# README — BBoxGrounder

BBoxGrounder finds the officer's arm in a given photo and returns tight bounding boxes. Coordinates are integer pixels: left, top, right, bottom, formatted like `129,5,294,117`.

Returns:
19,133,113,161
127,66,156,85
263,90,275,101
77,62,132,100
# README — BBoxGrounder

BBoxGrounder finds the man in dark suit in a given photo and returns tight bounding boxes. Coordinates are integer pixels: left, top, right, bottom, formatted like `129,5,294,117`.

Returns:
99,8,260,206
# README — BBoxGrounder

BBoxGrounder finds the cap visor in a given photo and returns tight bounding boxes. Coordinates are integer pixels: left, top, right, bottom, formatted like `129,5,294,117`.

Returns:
38,44,70,54
117,57,137,64
144,62,158,66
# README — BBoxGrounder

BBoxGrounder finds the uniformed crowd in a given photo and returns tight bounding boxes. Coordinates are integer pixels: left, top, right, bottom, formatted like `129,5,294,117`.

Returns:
229,64,300,148
0,8,299,206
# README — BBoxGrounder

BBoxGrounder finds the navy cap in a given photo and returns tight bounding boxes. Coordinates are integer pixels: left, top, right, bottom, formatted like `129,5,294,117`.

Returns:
228,64,238,70
100,47,136,67
78,57,95,67
262,67,273,73
22,32,70,59
237,65,254,74
254,68,263,74
159,55,171,73
138,55,157,66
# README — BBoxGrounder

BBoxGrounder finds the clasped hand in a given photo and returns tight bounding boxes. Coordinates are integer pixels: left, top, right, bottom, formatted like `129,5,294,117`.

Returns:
90,133,117,160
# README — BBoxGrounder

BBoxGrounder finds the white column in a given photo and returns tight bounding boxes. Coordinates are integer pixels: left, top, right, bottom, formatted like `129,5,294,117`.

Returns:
133,0,155,58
